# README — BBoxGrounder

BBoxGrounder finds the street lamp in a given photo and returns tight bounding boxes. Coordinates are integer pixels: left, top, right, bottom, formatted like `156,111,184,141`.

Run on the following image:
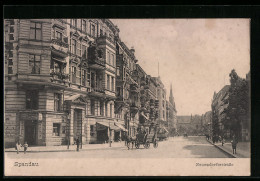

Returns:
109,120,111,147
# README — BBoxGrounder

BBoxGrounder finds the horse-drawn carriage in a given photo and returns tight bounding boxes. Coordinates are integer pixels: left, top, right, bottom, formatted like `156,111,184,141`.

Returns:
126,131,158,149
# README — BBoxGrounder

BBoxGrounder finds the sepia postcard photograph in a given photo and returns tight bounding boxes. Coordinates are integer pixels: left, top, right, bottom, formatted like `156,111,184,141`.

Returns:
4,17,250,176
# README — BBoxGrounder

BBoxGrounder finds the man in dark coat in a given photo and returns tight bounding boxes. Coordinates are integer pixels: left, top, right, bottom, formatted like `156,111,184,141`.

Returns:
231,135,238,154
76,137,80,152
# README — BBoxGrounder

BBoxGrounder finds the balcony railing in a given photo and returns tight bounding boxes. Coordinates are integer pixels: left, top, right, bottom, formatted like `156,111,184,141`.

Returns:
50,71,69,80
90,87,105,94
97,34,116,45
89,58,105,66
51,38,69,48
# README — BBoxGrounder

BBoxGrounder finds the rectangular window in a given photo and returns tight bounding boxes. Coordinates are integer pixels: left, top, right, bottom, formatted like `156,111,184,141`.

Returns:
107,75,110,90
54,93,62,111
116,67,120,76
110,104,112,118
91,24,95,37
62,126,66,134
87,69,90,86
8,67,13,74
77,42,81,56
82,45,87,57
107,51,110,64
71,39,76,54
9,34,14,40
71,66,76,83
111,77,114,92
10,26,14,33
53,123,60,136
100,101,103,116
30,22,42,40
91,100,95,115
82,69,86,86
82,20,86,32
100,29,103,36
9,51,13,58
56,31,62,40
26,90,38,110
8,59,13,65
111,54,114,66
105,103,108,117
29,54,41,74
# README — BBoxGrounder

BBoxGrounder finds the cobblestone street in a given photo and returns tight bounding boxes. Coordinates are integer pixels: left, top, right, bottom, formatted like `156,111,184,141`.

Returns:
5,136,232,158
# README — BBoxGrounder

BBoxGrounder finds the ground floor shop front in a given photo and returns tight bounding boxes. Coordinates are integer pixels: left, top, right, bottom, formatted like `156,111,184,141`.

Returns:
4,110,127,148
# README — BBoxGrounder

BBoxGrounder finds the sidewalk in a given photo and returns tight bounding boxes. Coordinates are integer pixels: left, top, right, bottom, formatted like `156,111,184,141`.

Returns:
206,138,250,158
5,141,126,153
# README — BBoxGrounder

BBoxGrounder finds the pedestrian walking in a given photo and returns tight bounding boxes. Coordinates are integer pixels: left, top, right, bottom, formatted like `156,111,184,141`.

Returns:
15,141,21,154
212,136,215,144
221,135,225,146
76,137,80,152
23,142,28,154
231,135,238,154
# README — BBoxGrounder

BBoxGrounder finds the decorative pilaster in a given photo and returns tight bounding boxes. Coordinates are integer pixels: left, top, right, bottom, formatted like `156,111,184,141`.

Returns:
69,109,74,144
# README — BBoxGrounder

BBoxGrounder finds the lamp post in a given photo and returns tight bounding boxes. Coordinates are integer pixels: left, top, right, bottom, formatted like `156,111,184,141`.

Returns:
109,120,111,147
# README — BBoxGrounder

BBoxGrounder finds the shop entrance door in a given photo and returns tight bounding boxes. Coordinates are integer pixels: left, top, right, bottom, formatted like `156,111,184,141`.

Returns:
24,120,37,145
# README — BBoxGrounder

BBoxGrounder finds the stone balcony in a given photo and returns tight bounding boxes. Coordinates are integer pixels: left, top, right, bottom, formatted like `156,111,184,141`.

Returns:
88,58,105,70
51,38,69,58
89,87,105,98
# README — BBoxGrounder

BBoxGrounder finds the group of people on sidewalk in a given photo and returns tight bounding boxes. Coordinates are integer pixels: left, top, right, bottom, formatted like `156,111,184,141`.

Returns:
207,134,238,155
15,141,28,154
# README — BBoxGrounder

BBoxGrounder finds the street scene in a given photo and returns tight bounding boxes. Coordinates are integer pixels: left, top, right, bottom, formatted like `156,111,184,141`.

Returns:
6,136,234,158
4,18,250,176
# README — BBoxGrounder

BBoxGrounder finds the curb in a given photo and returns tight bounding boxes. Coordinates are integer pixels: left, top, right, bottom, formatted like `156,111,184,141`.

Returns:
206,138,237,158
5,145,125,153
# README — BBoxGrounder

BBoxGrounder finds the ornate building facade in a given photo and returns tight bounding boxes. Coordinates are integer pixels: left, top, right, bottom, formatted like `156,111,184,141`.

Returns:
4,18,174,147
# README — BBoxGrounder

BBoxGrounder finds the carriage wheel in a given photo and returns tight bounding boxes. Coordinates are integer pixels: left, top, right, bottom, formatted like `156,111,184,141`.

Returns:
127,142,131,150
145,142,150,149
153,141,158,148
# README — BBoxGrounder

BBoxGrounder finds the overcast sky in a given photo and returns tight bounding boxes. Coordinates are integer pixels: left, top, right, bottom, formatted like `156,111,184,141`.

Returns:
111,19,250,116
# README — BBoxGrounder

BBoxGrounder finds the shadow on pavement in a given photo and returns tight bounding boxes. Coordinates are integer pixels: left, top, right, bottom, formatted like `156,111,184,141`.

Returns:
183,143,233,158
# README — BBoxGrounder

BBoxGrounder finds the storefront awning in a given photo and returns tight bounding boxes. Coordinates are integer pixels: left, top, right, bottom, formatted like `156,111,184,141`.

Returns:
97,122,121,131
115,123,128,132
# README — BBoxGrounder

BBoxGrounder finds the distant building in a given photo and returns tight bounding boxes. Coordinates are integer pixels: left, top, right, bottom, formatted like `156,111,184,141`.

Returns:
201,111,212,136
152,77,167,127
177,115,203,135
211,85,230,138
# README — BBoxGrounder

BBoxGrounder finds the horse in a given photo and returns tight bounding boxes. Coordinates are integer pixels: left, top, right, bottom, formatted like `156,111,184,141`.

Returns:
125,135,137,150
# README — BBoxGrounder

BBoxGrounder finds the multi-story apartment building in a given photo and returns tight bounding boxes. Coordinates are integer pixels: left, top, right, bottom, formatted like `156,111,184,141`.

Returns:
211,85,230,139
4,19,124,147
115,38,140,137
152,77,167,127
4,18,173,147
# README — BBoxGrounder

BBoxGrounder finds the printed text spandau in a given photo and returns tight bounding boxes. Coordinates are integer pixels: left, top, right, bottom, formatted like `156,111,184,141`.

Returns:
14,162,39,167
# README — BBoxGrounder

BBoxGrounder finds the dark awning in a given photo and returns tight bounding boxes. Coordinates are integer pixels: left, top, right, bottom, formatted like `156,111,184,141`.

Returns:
96,122,121,131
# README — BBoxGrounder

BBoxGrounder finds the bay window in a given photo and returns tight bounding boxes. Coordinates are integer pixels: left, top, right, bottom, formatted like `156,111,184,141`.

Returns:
29,54,41,74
